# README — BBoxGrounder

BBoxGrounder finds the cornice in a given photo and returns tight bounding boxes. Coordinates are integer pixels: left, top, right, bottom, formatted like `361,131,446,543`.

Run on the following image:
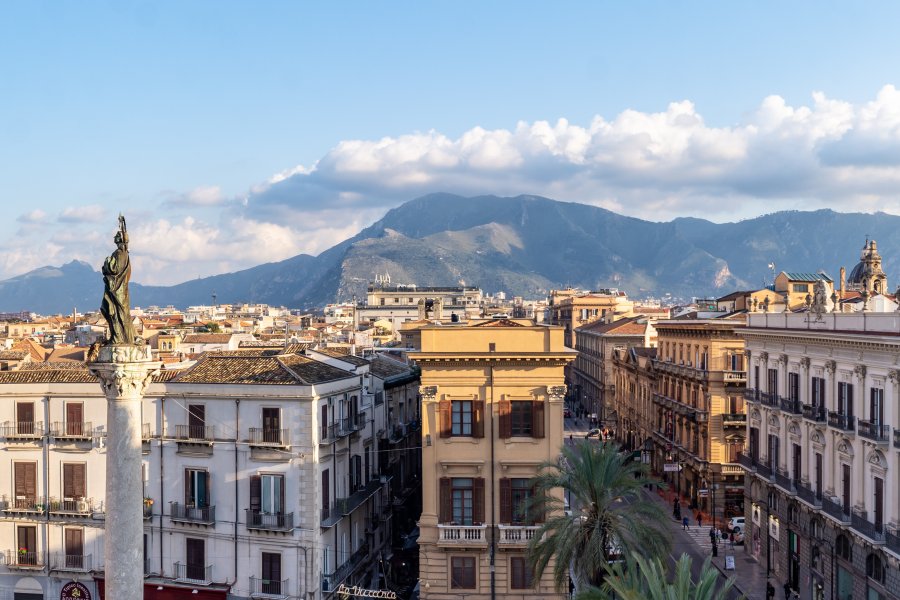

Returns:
741,329,900,352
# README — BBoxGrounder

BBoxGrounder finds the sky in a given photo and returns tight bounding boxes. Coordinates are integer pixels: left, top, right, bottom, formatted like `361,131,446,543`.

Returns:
3,1,900,285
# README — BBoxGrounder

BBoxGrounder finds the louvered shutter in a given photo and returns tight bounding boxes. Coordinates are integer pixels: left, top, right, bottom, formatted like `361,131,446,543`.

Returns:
439,477,451,523
201,471,209,508
63,464,75,498
66,404,83,436
473,477,485,525
473,401,484,438
499,399,511,438
65,528,83,556
72,464,86,498
532,400,545,439
249,475,261,512
439,400,451,438
24,463,36,499
185,470,192,505
499,478,512,523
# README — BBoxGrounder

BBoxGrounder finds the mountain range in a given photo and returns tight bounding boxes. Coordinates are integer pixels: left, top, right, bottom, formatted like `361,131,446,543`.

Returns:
1,193,896,314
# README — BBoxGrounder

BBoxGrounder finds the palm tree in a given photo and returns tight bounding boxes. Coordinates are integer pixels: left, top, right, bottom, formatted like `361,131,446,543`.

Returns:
526,439,670,590
576,552,742,600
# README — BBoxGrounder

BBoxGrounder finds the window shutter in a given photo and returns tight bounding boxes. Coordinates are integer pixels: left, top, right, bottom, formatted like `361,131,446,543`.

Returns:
322,470,330,511
278,475,285,513
848,385,854,417
473,401,484,438
24,463,36,498
499,399,511,439
532,400,545,439
17,402,34,424
15,463,27,497
66,403,82,425
249,475,261,512
73,464,86,498
200,471,210,508
439,477,451,523
65,528,83,556
532,484,545,523
499,478,512,524
439,400,451,438
63,464,75,498
473,477,485,525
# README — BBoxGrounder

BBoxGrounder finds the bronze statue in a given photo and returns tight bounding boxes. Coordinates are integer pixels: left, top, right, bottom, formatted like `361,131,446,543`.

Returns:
100,215,137,345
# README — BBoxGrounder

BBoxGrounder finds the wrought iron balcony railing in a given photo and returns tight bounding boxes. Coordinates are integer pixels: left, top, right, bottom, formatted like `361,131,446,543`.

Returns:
170,502,215,524
857,420,890,444
1,421,43,439
50,552,92,572
174,424,215,441
250,576,288,598
246,509,294,531
50,421,93,438
802,404,826,422
827,412,856,432
248,428,290,447
174,561,213,585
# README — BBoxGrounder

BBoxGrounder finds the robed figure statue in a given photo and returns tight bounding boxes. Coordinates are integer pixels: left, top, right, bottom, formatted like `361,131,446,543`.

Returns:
101,215,137,345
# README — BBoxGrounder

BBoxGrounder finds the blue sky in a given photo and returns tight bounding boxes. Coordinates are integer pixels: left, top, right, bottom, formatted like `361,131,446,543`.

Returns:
3,2,900,284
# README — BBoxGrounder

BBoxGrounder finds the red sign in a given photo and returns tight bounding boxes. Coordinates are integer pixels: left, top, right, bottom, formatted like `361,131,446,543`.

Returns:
61,582,92,600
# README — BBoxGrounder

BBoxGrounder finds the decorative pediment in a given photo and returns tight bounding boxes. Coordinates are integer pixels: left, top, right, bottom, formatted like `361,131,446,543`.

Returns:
809,430,824,445
800,357,810,369
836,438,854,457
767,415,780,429
787,421,801,436
855,364,867,379
750,409,761,422
867,450,887,469
825,360,836,373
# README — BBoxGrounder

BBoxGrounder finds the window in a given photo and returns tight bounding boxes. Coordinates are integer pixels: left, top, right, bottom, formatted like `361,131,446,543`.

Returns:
451,478,474,525
14,462,37,507
511,402,533,436
788,372,799,402
250,474,284,515
837,382,853,416
185,538,205,581
870,388,884,425
65,403,84,436
450,556,476,589
262,407,280,440
439,477,484,525
262,552,282,594
836,534,852,561
767,369,778,395
510,556,533,589
792,283,809,293
16,525,37,565
867,553,885,583
184,469,209,507
321,469,330,515
452,401,473,436
64,528,84,569
63,463,87,500
811,376,826,408
321,404,329,439
511,479,534,524
16,402,34,435
187,404,206,439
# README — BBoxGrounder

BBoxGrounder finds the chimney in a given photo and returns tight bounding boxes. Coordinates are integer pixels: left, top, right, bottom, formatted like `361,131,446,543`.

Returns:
840,266,846,294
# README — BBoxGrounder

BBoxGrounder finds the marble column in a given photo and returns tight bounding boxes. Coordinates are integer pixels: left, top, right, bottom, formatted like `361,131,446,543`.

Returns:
90,345,161,600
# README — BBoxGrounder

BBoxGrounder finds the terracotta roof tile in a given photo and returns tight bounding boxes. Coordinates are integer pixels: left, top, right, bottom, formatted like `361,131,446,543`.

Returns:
182,333,233,344
472,318,525,327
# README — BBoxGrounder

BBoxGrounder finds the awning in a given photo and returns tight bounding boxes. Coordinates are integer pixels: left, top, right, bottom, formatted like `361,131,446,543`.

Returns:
95,578,230,600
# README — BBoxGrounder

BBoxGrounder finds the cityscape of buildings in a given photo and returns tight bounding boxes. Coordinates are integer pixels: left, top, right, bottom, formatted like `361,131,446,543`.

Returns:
0,239,896,599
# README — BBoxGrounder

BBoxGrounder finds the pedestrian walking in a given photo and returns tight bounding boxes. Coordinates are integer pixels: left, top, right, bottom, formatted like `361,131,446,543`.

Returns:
697,512,703,528
682,516,689,530
729,531,736,548
783,581,792,600
709,527,716,544
766,581,775,599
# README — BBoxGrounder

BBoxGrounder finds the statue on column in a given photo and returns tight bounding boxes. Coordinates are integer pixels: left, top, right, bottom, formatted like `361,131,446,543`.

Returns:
100,215,136,345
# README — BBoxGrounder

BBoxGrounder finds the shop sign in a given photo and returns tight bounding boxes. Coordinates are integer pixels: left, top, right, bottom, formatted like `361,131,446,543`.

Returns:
61,581,92,600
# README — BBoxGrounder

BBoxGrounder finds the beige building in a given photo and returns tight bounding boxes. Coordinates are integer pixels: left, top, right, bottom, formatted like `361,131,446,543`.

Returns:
409,319,575,600
548,288,634,347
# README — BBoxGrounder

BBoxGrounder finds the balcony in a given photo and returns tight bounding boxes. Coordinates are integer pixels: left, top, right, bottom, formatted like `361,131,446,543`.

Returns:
0,421,43,442
773,468,796,494
50,421,93,440
144,498,154,519
895,428,900,450
50,553,92,572
722,413,747,427
796,481,822,508
821,496,851,524
827,412,856,433
760,393,780,409
48,497,94,516
886,527,900,557
802,404,826,423
249,428,289,447
2,497,45,514
174,424,215,442
321,479,383,528
170,502,216,525
351,411,367,433
722,370,747,384
4,550,44,570
322,544,369,592
857,420,890,444
174,561,213,585
437,524,488,546
250,576,288,599
743,389,761,403
755,461,774,480
246,509,294,532
141,422,151,441
736,452,756,471
779,397,802,415
497,524,541,546
850,510,885,544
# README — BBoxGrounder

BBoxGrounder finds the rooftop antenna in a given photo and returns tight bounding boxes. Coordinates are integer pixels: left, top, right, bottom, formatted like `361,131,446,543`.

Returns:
211,292,217,306
767,262,776,286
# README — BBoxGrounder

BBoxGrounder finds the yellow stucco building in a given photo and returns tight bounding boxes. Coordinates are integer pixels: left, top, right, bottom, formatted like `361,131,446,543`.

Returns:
407,319,575,600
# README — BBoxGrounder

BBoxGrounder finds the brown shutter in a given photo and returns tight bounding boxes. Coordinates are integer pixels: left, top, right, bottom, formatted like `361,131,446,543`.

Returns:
322,470,329,510
65,528,83,556
473,477,485,525
72,464,86,498
499,399,511,439
473,401,484,438
185,470,192,505
278,475,285,513
249,475,261,512
186,538,205,567
439,477,451,523
24,463,36,499
63,464,74,498
499,478,512,523
66,404,83,436
17,402,34,424
532,400,545,439
439,400,451,438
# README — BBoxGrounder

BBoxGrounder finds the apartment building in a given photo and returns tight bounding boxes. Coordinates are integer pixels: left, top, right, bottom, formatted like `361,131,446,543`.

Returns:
613,318,747,521
548,288,634,348
740,311,900,600
568,316,657,427
409,318,575,600
0,346,417,600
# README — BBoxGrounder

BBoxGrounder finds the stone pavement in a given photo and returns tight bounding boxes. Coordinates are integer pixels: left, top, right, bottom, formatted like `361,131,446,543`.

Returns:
648,490,770,599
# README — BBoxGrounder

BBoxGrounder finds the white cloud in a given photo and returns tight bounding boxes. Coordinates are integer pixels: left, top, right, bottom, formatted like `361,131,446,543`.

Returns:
58,204,106,223
17,209,47,224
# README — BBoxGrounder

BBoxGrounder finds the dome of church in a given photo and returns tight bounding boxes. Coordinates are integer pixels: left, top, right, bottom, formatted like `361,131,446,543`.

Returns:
847,261,867,285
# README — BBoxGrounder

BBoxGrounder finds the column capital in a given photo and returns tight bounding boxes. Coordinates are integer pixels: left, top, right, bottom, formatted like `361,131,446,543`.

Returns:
418,385,438,401
547,385,567,401
799,357,810,370
88,345,161,399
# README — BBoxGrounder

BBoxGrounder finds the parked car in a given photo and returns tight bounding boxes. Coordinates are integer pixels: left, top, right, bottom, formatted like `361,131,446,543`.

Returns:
585,428,601,439
730,526,745,545
727,517,745,532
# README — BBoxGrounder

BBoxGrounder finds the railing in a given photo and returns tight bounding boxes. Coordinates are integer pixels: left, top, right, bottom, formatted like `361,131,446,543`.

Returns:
3,497,44,512
49,497,93,514
779,397,802,415
246,509,294,531
886,527,900,556
895,428,900,450
497,524,541,545
144,500,154,519
822,496,850,523
51,553,92,572
850,510,885,543
736,453,756,471
773,468,796,494
437,524,488,544
352,411,367,431
4,550,43,568
755,461,774,480
170,502,215,524
141,423,151,440
1,421,43,439
827,412,856,432
324,479,383,525
174,424,215,441
760,393,780,408
722,413,746,426
796,482,822,507
248,428,290,447
50,422,93,438
174,561,213,585
250,576,288,598
802,404,826,422
743,389,761,403
857,420,890,443
322,544,369,592
722,370,747,383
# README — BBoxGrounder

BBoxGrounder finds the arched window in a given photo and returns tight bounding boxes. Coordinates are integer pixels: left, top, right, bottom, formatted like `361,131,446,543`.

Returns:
768,491,779,512
809,517,823,540
867,553,885,584
788,502,799,524
836,534,852,562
